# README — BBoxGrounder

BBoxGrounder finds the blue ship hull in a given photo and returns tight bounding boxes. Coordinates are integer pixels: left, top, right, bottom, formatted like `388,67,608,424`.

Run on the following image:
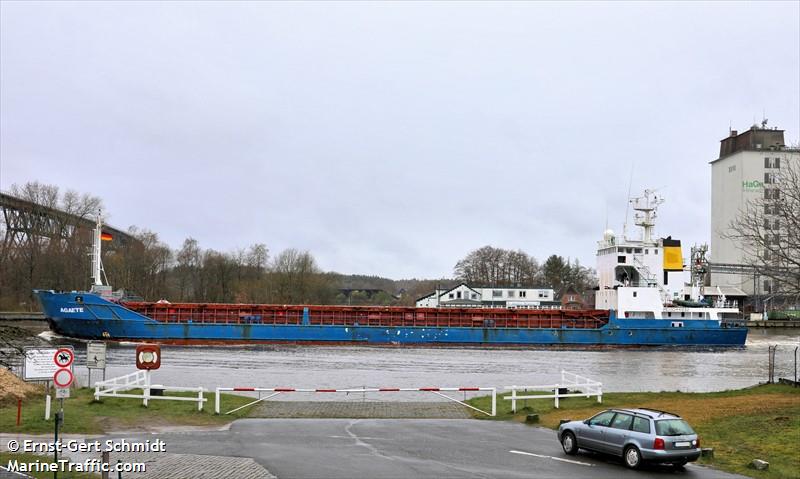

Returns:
35,291,748,347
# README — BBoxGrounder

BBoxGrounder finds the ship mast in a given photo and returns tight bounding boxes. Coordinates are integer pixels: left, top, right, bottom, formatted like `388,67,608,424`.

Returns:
90,213,106,288
630,189,663,243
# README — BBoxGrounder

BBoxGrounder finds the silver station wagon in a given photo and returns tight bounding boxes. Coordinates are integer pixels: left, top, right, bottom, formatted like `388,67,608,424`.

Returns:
557,408,701,469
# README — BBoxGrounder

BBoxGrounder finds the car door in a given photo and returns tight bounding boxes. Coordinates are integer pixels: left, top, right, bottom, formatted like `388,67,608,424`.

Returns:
603,412,634,455
578,411,616,452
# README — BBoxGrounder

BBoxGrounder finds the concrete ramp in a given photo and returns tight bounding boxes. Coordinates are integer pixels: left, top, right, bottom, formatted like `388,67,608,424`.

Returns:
249,401,471,419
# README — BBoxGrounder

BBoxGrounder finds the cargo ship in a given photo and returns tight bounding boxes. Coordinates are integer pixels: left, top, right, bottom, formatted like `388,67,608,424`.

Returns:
35,191,748,346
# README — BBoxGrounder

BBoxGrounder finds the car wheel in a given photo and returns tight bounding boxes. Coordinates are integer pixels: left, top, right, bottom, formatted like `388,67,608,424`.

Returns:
561,431,578,455
623,446,642,469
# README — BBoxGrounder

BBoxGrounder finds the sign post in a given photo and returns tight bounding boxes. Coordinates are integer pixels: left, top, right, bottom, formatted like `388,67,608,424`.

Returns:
52,347,73,479
136,345,161,407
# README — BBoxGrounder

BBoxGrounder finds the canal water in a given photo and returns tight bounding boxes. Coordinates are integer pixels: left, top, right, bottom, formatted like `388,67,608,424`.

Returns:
43,328,798,400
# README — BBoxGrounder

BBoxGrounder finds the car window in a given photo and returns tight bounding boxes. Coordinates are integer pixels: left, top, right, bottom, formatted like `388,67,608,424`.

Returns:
589,411,616,427
610,413,634,430
632,417,650,434
655,419,695,436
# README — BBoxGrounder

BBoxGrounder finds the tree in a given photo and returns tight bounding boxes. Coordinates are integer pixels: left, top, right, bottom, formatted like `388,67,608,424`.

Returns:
727,158,800,302
454,246,540,286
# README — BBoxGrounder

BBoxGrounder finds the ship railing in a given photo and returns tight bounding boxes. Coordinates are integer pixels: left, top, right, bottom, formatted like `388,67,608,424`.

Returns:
94,370,207,410
505,370,602,410
214,386,497,417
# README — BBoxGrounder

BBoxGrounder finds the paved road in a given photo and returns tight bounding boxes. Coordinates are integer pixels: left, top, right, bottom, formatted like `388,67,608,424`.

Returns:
110,419,747,479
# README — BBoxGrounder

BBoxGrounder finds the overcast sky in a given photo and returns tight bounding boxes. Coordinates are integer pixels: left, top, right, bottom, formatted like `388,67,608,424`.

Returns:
1,1,798,279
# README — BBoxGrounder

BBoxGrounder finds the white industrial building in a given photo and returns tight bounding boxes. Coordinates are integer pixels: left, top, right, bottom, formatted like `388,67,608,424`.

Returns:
416,283,558,308
710,123,799,295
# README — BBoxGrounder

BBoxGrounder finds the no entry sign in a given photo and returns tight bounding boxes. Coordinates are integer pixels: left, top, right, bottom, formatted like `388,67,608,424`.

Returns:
53,368,74,388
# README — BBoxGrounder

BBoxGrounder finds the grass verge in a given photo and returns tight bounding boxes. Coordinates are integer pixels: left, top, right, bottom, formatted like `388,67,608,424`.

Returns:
0,387,257,435
466,383,800,479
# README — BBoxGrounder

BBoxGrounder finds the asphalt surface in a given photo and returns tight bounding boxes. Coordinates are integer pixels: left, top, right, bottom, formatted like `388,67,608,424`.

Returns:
109,419,748,479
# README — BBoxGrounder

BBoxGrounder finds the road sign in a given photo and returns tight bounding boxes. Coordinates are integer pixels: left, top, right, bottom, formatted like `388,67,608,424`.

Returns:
86,341,107,369
53,368,74,388
55,387,70,399
54,348,74,368
23,348,59,380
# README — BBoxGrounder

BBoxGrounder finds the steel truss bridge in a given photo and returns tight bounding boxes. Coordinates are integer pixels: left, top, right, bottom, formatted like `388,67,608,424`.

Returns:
0,192,136,255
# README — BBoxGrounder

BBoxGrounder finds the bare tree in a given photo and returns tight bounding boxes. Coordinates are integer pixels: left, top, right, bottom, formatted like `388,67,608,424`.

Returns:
727,157,800,301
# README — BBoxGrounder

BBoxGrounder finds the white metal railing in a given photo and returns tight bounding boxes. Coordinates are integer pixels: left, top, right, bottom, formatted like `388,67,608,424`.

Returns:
94,370,207,411
505,370,602,411
215,386,496,417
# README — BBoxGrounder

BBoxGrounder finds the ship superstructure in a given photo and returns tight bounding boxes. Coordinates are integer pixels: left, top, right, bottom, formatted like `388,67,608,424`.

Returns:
595,190,740,322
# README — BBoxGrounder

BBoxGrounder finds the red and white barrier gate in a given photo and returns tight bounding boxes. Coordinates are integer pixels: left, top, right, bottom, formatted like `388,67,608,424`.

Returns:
215,386,497,417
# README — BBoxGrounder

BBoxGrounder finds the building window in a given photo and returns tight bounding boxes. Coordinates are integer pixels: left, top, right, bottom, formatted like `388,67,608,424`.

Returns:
764,280,773,294
764,157,771,168
774,157,781,168
645,249,649,254
457,291,462,299
507,290,515,298
765,188,780,200
448,293,454,299
654,249,658,255
538,291,546,298
634,248,642,254
519,291,527,298
492,290,502,298
618,255,626,263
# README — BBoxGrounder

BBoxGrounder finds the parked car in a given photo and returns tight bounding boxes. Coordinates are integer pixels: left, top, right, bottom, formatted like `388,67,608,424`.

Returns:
557,408,701,469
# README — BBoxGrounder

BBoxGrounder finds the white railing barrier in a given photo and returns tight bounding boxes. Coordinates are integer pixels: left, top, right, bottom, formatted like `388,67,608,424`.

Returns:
215,386,497,417
94,370,207,411
505,370,602,411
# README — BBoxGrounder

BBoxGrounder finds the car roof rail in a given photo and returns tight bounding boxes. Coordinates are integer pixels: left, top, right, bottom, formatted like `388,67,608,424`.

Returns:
614,408,654,418
638,408,679,417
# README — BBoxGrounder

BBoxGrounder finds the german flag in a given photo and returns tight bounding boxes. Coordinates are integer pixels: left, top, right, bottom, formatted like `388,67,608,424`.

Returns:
100,232,113,241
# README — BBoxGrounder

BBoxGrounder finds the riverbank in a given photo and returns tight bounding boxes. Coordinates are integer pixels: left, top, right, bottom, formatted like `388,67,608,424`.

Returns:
466,383,799,478
0,387,254,435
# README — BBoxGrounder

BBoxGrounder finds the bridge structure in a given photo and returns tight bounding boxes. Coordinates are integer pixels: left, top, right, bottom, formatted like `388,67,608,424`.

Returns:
0,191,137,258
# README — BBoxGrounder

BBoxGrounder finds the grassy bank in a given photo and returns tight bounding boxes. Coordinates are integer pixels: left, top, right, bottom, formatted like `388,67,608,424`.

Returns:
0,387,256,435
466,383,800,478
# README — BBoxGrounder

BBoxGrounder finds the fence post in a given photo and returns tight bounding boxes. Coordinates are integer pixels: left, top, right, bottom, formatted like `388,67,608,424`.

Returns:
598,386,603,403
198,388,204,412
554,385,560,409
45,394,51,420
510,387,516,413
215,388,221,415
491,388,497,417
